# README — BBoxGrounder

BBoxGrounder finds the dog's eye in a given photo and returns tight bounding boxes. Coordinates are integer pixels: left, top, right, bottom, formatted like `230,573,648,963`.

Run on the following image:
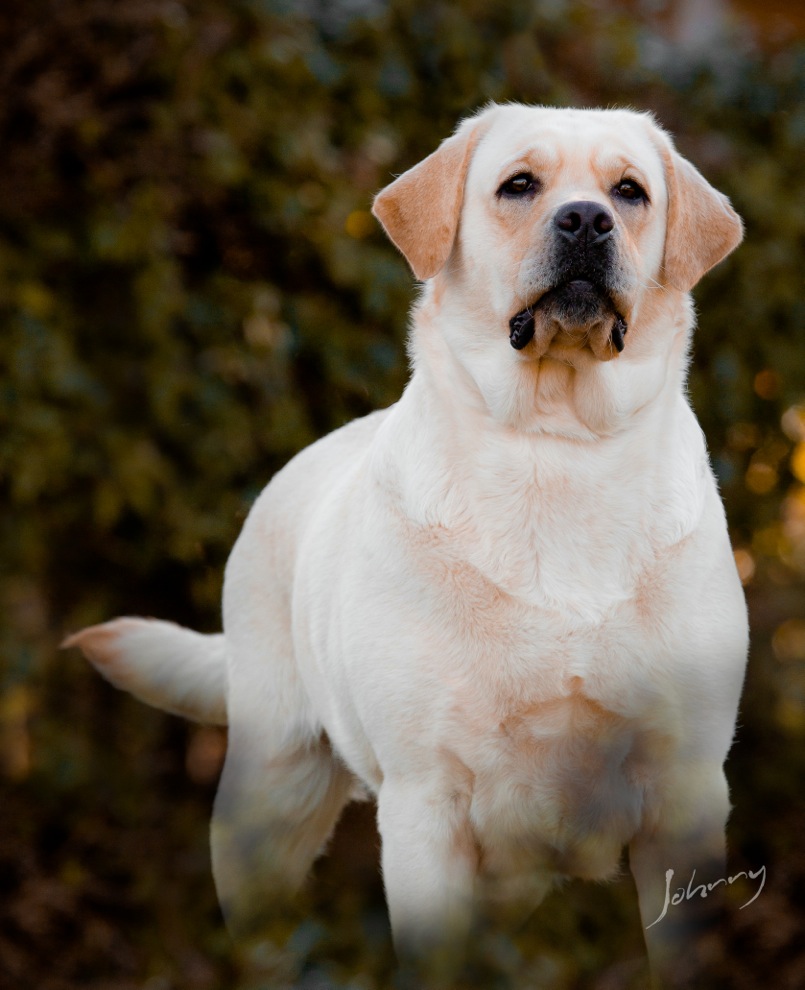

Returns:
614,179,648,203
498,173,539,198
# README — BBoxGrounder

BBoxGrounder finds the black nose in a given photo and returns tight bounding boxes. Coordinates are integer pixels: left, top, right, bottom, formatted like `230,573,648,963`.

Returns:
554,201,614,244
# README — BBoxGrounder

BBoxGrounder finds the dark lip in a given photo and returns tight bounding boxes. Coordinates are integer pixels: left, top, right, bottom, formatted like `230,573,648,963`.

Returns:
508,281,626,352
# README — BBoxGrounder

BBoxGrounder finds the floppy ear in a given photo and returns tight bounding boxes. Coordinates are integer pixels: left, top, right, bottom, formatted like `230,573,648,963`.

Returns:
372,116,487,281
659,137,744,292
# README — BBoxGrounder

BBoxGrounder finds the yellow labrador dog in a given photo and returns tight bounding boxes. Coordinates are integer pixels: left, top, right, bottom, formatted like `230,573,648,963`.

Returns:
66,103,748,984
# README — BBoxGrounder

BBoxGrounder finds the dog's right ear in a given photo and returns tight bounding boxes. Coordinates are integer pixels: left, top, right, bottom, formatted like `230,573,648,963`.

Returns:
651,127,744,293
372,114,489,281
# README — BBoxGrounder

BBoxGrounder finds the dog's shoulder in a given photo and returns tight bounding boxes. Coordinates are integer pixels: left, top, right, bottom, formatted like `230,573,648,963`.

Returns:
232,406,395,571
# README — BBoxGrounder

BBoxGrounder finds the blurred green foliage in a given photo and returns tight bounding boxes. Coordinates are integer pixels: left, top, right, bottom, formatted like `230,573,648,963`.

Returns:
1,0,804,987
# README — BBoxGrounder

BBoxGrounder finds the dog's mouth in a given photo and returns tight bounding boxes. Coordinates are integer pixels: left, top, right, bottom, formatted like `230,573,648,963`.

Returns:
509,280,627,359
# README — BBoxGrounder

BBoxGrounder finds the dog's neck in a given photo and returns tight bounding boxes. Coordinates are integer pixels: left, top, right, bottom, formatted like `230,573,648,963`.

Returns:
409,280,694,441
379,285,708,616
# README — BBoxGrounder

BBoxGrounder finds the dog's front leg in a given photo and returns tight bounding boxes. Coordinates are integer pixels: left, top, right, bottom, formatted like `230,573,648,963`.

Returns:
629,764,731,989
377,779,478,982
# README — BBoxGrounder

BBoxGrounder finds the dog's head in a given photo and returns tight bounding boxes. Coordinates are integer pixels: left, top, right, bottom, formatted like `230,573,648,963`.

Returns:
373,104,742,367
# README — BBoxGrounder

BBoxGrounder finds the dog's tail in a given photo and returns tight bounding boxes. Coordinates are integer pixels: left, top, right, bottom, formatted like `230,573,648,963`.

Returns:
62,618,228,725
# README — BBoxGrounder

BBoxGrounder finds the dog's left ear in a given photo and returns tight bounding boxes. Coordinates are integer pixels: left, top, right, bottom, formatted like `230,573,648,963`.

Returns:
372,114,489,281
656,132,744,292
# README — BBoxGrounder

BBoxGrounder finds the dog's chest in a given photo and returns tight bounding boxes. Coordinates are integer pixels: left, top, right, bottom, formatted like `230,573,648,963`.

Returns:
458,680,655,881
432,601,671,882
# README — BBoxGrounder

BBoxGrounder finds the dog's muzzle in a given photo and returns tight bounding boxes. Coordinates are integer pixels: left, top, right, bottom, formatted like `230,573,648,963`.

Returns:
509,200,628,359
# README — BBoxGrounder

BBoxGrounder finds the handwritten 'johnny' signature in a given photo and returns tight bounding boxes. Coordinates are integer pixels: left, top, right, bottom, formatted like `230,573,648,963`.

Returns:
646,865,766,929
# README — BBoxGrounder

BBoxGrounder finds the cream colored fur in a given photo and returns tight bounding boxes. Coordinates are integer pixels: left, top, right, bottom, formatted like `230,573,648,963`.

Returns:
66,103,748,986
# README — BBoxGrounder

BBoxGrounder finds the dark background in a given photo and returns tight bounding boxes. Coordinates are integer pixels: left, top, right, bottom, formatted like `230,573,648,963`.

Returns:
1,0,804,987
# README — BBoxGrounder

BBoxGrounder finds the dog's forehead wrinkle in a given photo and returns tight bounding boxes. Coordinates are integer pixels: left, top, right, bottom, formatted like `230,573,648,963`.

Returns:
474,107,665,196
493,146,560,183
